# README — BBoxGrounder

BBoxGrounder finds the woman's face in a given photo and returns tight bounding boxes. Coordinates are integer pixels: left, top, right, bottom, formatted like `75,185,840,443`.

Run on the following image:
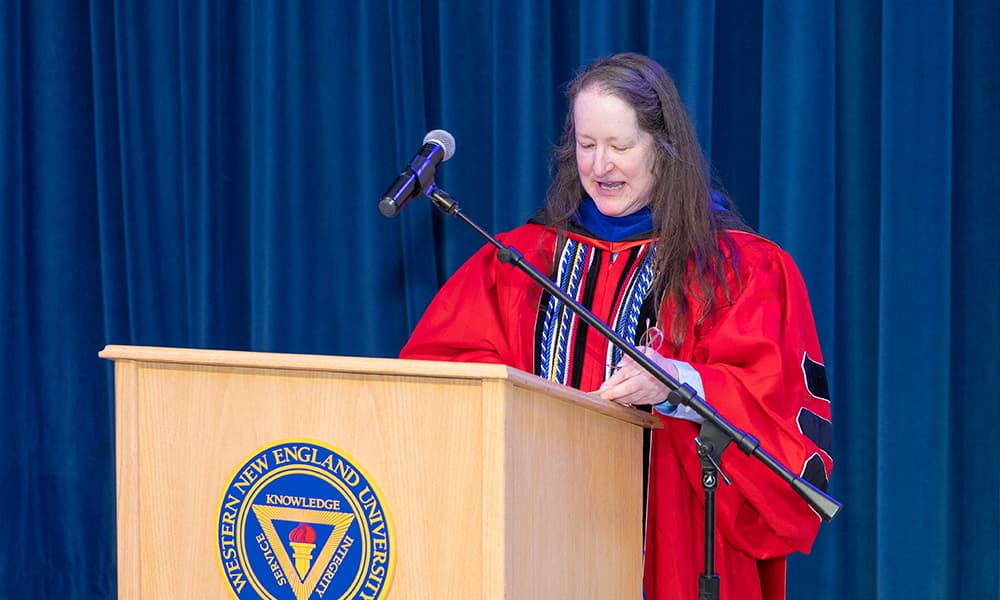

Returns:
573,87,657,217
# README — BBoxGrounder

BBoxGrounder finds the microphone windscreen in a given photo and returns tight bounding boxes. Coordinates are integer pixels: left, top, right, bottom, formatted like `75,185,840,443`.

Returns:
423,129,456,161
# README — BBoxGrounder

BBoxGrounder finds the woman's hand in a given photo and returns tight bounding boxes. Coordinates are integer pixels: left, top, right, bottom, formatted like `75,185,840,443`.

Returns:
597,345,678,407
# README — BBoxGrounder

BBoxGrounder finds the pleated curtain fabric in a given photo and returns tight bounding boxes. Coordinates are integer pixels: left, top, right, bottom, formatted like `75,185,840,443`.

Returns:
1,1,998,598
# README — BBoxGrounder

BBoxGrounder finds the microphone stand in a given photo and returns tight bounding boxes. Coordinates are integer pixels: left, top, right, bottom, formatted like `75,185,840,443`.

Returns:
415,183,842,599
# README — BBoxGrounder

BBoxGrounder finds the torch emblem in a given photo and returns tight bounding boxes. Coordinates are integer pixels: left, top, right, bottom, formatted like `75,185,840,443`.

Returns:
289,523,317,579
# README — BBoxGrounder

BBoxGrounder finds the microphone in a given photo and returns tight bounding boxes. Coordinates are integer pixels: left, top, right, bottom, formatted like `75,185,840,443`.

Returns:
378,129,456,217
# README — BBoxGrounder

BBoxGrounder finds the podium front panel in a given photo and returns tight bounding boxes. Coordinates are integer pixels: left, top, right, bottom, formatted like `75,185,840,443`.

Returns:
105,347,646,599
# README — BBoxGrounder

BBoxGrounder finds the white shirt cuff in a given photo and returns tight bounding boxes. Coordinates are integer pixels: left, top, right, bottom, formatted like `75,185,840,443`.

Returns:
653,360,705,423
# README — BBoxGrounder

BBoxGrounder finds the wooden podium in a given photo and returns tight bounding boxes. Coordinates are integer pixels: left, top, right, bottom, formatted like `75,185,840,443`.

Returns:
100,345,659,599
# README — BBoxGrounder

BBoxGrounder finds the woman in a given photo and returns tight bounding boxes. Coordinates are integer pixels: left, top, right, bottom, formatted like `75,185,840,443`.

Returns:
400,52,832,600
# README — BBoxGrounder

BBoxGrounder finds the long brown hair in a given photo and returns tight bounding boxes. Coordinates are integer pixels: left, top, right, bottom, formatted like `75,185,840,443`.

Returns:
544,53,749,349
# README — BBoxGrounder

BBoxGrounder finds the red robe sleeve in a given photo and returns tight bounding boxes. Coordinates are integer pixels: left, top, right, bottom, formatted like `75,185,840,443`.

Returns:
399,225,547,372
645,232,832,600
672,232,832,557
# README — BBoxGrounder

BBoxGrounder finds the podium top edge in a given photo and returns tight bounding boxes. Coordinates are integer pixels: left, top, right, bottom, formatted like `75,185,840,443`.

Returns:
100,344,511,378
99,345,662,430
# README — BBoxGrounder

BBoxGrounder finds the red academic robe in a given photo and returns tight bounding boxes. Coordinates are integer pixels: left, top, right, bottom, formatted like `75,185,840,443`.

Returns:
401,223,832,600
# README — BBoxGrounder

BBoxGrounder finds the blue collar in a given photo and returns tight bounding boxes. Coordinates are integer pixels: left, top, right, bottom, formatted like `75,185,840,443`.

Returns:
573,197,654,242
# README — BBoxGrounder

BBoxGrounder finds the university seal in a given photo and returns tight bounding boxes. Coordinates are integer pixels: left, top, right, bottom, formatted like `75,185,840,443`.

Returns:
217,440,395,600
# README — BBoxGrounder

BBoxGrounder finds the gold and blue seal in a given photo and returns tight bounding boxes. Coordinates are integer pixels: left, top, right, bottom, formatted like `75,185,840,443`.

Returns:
217,440,395,600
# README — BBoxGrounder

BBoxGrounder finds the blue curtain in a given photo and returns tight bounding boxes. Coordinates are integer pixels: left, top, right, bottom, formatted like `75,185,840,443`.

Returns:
2,1,998,598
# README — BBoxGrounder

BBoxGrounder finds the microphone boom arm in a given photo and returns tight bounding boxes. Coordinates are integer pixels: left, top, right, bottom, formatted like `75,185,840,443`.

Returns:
424,183,842,522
